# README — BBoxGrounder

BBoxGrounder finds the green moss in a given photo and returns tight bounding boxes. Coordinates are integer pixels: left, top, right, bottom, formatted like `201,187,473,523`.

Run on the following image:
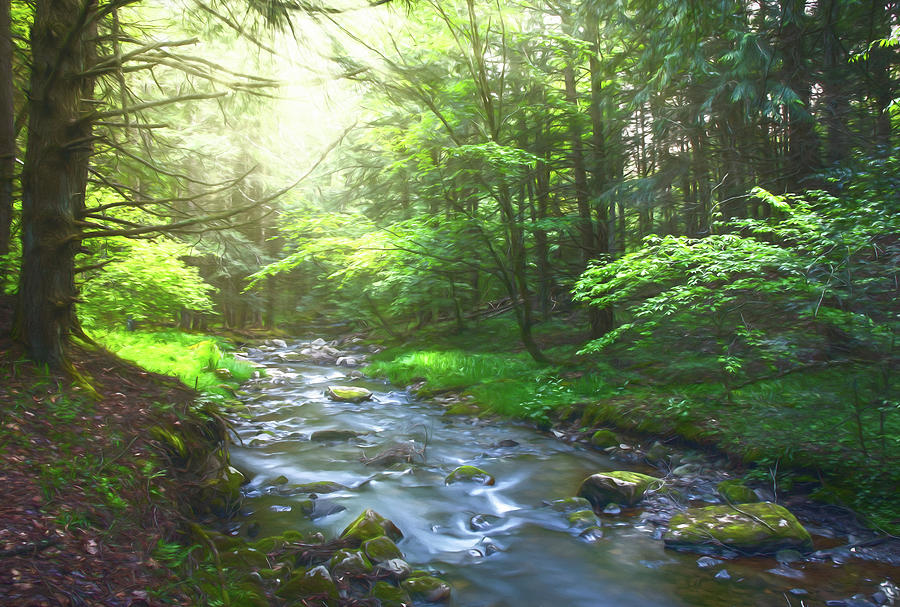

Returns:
371,581,412,607
590,429,619,448
340,509,404,543
578,471,662,507
328,549,372,576
664,502,813,555
325,386,372,402
276,566,337,603
546,497,593,512
717,480,759,504
566,510,602,530
445,465,495,485
401,576,451,603
362,536,404,563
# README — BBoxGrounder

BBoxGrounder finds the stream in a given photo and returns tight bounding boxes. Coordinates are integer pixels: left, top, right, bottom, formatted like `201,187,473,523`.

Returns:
227,339,896,607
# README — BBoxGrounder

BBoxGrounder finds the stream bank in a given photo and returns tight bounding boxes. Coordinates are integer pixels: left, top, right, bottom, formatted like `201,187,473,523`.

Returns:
223,336,898,607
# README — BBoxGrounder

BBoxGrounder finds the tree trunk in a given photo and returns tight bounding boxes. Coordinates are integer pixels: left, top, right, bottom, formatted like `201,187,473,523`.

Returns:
587,30,613,336
780,0,820,189
0,0,13,269
15,0,97,367
820,0,850,165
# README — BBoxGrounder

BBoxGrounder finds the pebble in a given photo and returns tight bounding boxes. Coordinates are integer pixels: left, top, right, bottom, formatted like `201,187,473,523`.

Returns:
696,556,724,569
714,569,731,580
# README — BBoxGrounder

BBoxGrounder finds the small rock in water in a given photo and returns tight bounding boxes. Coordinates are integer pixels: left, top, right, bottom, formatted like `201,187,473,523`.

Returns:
445,465,495,485
374,558,412,580
714,569,731,580
494,439,519,448
602,503,622,515
469,514,500,531
775,548,804,564
311,338,327,347
579,526,604,542
765,566,805,580
482,541,502,556
310,429,362,441
789,588,809,596
325,385,373,403
697,556,724,569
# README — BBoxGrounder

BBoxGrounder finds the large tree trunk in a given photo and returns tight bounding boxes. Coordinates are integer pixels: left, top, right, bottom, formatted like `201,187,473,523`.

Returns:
587,26,614,336
15,0,96,367
0,0,13,268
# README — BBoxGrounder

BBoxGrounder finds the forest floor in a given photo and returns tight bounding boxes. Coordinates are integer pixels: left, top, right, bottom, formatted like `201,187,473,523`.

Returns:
0,300,197,607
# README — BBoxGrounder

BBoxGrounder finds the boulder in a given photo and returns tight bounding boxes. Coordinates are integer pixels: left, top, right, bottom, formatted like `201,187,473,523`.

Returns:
590,429,619,448
374,558,412,580
310,429,363,441
546,497,593,513
284,481,347,495
645,441,672,463
340,509,404,543
325,386,373,403
370,581,412,607
717,480,759,504
362,536,404,563
578,471,661,507
276,566,339,604
664,502,813,555
329,549,372,578
445,465,495,486
401,576,451,603
567,510,602,531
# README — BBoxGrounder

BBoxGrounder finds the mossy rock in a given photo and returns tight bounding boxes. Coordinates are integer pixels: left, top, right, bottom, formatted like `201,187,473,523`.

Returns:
371,581,412,607
590,429,619,448
325,386,372,403
362,536,404,563
374,558,412,580
645,441,672,463
445,465,495,486
578,471,661,507
567,509,602,530
219,547,270,570
444,402,483,416
285,481,348,495
664,502,813,555
717,480,759,504
340,509,404,543
401,576,451,603
310,429,363,441
328,549,372,577
546,497,593,513
276,565,338,604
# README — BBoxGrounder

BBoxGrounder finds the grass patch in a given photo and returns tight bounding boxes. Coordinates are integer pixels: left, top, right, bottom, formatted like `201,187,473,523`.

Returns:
92,329,255,394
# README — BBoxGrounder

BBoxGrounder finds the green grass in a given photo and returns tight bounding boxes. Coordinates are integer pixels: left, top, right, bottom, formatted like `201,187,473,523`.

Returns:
92,329,255,394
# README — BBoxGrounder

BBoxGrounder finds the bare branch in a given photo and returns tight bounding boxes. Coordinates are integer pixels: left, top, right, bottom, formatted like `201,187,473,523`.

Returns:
92,91,229,119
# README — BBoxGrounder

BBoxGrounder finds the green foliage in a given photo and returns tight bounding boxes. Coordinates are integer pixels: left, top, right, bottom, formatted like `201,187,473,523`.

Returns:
93,329,254,394
79,235,215,329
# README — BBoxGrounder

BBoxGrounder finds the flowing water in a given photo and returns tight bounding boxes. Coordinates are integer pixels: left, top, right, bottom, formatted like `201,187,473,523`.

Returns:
228,341,894,607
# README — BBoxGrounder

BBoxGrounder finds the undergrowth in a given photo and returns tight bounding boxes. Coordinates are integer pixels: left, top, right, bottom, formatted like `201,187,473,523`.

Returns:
93,329,255,394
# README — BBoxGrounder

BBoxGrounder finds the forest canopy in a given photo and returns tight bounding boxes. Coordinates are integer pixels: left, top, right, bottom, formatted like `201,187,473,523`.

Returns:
0,0,896,389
